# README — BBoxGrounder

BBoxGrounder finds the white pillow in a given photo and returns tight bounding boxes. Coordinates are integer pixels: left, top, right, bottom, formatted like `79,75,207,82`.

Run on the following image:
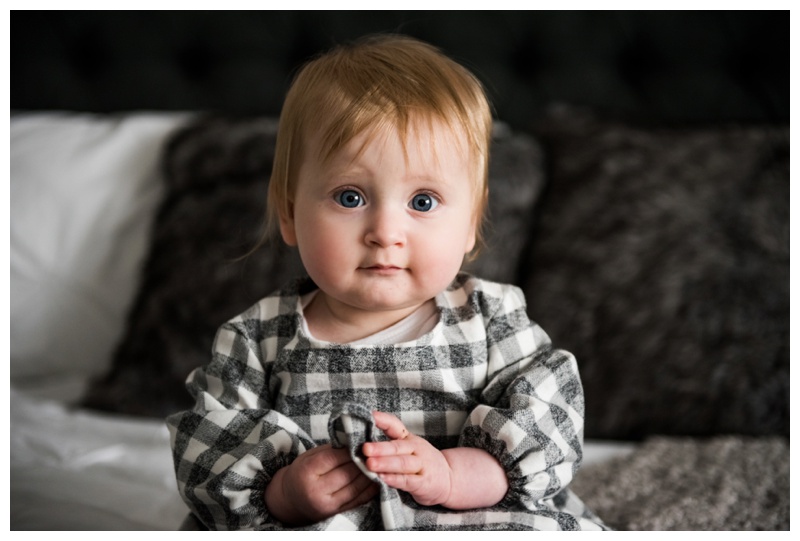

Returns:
10,112,190,402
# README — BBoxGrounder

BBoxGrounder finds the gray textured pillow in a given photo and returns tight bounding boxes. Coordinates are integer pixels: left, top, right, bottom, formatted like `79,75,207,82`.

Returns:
82,116,304,417
464,122,545,283
81,116,545,418
523,106,789,439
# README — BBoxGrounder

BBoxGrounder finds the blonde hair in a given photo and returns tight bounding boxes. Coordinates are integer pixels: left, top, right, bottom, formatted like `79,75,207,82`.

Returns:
266,34,493,253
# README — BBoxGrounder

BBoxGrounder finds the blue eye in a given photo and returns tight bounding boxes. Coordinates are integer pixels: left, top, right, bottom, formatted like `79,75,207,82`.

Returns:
336,189,364,208
410,193,439,212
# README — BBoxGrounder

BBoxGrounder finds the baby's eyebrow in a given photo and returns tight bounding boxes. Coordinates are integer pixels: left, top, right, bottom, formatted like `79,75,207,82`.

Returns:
405,172,459,188
408,172,444,182
324,168,371,184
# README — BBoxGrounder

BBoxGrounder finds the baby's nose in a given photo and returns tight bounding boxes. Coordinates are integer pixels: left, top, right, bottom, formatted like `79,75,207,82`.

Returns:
364,205,406,247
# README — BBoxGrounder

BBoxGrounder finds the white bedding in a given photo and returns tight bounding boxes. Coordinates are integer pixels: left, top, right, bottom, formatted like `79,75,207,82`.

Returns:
9,112,635,531
10,389,188,530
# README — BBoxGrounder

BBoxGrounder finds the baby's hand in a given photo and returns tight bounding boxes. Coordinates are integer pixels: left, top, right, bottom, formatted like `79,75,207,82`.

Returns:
362,411,453,507
265,444,379,525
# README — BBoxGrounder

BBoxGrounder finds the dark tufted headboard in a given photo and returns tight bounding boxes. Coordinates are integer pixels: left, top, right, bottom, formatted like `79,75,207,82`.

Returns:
11,11,788,130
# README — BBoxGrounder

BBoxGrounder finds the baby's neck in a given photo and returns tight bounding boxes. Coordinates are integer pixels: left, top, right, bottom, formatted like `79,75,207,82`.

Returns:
303,292,435,344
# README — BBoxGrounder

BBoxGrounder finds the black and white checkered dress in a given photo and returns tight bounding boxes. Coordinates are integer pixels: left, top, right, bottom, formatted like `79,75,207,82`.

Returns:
167,273,607,530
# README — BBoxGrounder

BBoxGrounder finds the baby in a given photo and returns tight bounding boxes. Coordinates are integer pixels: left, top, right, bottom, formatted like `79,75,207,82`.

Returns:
167,34,606,531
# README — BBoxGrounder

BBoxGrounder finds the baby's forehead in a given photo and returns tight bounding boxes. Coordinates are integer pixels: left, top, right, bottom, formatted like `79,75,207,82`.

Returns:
312,118,472,169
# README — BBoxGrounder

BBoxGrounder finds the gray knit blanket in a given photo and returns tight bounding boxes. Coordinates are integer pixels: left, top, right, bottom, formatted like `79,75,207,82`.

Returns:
569,435,789,530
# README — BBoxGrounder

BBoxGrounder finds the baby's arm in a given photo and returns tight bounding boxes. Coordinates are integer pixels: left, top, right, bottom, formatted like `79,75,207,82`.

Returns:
170,307,378,530
362,411,507,509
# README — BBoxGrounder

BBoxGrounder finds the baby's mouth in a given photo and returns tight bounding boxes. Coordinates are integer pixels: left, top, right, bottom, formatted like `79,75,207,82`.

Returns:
360,264,403,274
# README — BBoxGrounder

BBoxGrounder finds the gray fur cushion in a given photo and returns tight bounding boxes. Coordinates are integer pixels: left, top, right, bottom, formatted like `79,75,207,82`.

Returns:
570,435,789,530
81,115,545,418
523,106,789,439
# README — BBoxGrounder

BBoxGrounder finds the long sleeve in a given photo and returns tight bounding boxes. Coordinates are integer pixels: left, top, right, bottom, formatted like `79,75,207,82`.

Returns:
166,300,315,530
457,283,585,511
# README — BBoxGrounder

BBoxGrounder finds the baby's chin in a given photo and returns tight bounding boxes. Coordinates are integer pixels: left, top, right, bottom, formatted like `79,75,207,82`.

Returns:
324,289,428,315
313,269,457,311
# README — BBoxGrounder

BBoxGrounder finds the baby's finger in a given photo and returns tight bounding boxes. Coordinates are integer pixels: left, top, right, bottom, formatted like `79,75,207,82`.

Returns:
372,410,411,440
362,437,416,458
332,471,379,504
309,445,355,474
364,453,423,475
336,477,381,513
376,472,419,493
323,460,368,489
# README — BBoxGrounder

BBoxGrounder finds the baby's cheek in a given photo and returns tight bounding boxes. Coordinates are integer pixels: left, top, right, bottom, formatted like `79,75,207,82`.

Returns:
299,236,344,282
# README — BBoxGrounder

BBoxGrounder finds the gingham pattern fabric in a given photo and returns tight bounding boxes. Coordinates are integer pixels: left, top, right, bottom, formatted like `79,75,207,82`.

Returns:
166,273,608,530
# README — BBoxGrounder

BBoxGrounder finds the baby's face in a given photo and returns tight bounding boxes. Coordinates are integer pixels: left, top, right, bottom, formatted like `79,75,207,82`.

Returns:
281,119,477,322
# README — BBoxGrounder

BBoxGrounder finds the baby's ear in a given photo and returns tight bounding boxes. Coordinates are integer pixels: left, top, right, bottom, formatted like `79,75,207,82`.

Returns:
278,206,298,246
464,215,478,254
464,229,476,255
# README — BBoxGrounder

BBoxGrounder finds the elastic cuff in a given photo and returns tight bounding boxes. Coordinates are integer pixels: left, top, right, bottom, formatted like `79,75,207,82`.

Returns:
253,453,298,529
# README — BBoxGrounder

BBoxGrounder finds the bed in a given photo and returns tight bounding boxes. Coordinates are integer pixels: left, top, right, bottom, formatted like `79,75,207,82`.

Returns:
10,111,637,530
10,11,789,531
10,108,789,531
